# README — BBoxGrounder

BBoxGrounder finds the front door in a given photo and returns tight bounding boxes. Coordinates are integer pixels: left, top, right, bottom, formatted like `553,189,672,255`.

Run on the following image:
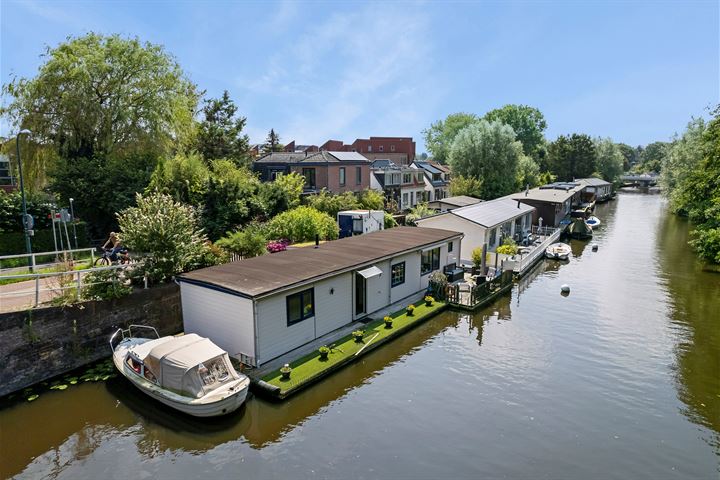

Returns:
355,273,366,316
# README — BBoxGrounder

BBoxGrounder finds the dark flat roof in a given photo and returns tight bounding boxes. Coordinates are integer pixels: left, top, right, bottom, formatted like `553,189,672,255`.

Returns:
180,227,462,298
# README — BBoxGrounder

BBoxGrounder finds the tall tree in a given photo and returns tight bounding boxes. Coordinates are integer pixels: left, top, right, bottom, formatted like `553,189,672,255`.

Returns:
483,104,547,158
196,90,250,165
1,33,199,235
594,138,625,183
263,129,283,153
2,33,198,160
516,155,541,189
449,175,483,198
547,134,597,181
637,141,668,173
448,120,523,200
423,112,479,164
616,142,637,171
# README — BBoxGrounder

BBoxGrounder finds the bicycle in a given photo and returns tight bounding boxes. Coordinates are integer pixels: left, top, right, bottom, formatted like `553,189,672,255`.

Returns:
95,247,131,266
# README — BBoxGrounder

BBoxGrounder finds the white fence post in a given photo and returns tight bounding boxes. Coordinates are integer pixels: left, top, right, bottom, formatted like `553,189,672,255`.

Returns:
34,277,40,306
76,271,82,300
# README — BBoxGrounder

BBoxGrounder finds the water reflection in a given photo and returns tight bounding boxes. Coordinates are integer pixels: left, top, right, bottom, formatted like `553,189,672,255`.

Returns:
656,210,720,449
2,194,719,479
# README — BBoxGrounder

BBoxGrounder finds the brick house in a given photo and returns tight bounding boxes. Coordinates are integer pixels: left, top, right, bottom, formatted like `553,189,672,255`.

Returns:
253,151,371,194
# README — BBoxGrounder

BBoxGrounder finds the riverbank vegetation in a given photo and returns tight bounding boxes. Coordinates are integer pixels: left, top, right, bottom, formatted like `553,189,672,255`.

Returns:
659,106,720,264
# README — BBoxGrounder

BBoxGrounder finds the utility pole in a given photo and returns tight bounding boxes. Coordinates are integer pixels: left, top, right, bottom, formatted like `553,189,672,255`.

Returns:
16,129,33,271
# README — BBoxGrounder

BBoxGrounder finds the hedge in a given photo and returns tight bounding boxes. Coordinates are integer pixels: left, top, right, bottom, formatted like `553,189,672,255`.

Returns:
0,222,90,255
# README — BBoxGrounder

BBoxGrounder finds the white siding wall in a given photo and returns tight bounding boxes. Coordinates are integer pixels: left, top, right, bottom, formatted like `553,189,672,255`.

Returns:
255,274,352,365
416,214,484,265
366,260,391,314
180,283,255,362
389,251,422,304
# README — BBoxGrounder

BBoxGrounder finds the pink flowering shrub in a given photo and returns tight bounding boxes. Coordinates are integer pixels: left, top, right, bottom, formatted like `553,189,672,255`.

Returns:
266,239,289,253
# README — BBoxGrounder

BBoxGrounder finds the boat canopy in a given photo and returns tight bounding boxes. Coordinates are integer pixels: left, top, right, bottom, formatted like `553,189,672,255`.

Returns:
144,334,239,398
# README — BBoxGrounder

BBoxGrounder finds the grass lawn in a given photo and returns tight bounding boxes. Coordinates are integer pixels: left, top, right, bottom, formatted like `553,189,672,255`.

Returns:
261,298,447,396
0,261,93,286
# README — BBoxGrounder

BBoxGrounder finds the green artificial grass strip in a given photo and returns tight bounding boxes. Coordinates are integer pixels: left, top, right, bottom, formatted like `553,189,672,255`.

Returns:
262,299,446,394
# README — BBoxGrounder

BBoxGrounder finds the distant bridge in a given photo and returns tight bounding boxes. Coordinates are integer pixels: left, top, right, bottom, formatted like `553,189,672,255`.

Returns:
620,174,658,187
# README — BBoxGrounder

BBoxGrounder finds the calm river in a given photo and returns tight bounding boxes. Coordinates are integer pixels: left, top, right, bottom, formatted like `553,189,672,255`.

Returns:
1,193,718,479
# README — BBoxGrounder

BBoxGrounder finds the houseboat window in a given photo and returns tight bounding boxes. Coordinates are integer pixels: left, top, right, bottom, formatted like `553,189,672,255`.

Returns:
353,217,363,233
391,262,406,287
489,228,497,246
339,167,346,186
287,288,315,326
403,173,412,183
402,192,409,206
448,241,453,253
421,247,440,275
356,166,362,185
302,168,316,189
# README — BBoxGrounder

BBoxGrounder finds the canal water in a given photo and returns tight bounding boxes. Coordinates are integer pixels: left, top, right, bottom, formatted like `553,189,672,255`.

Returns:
1,193,718,479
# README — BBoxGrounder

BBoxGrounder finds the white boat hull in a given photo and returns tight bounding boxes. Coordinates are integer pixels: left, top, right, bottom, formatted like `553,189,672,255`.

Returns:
545,243,572,261
113,338,250,417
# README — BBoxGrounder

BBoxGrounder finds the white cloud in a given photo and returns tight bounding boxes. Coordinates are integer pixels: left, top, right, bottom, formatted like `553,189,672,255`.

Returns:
240,3,439,145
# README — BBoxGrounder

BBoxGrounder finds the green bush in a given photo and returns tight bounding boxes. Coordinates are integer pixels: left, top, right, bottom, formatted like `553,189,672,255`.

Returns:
471,247,484,267
82,268,132,300
304,190,360,217
0,222,90,255
118,193,211,283
267,206,338,243
384,212,398,229
496,237,518,255
216,226,267,258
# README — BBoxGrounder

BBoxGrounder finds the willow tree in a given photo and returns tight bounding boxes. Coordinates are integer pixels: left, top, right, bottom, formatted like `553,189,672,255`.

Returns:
448,120,523,199
2,33,200,234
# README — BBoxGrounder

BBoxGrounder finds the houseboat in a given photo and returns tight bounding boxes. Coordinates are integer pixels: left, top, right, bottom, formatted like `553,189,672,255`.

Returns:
178,227,463,368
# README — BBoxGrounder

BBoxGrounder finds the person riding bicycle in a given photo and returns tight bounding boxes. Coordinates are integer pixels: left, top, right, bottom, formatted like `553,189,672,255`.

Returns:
102,232,124,262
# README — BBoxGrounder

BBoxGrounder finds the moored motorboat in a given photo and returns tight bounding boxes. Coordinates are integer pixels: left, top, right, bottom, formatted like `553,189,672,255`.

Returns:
110,326,250,417
568,217,593,239
545,242,572,260
586,216,601,228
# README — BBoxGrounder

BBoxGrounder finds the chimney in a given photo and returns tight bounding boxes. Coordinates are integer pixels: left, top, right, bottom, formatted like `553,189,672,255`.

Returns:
315,234,320,248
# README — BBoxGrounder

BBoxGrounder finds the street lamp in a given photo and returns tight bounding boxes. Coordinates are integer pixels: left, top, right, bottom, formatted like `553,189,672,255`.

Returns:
69,197,78,249
15,129,33,270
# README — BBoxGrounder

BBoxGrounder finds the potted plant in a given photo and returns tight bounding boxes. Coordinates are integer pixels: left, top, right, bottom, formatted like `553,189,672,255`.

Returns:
280,364,292,380
424,295,434,306
406,304,415,316
352,330,364,343
383,316,393,328
318,345,330,360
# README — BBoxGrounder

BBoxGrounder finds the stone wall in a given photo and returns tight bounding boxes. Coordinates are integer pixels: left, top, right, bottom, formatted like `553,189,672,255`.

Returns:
0,283,182,397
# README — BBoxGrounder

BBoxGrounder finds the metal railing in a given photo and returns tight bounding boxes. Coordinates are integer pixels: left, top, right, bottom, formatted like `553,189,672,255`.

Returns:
0,262,137,309
0,247,97,272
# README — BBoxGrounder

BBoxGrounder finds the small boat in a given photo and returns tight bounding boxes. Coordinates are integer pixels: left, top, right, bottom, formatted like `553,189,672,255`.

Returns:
568,217,593,239
545,242,572,260
586,216,602,228
110,326,250,417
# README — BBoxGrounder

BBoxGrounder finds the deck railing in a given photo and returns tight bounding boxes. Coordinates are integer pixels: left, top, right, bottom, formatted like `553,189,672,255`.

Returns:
446,270,514,308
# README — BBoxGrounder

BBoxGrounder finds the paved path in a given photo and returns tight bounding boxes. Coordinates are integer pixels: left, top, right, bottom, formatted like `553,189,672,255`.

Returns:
0,275,82,313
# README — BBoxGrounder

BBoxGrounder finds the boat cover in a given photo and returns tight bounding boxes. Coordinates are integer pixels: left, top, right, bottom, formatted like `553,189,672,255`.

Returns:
144,334,239,398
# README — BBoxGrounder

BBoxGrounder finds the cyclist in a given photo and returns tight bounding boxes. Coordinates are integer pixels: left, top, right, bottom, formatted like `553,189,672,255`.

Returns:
102,232,124,262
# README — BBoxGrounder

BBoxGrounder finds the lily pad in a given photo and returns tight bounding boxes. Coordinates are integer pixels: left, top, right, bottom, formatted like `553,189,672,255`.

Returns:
101,375,110,381
69,380,78,385
27,394,39,402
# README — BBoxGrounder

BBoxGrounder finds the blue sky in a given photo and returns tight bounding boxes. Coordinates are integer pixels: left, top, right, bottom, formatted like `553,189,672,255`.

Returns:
1,0,718,151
